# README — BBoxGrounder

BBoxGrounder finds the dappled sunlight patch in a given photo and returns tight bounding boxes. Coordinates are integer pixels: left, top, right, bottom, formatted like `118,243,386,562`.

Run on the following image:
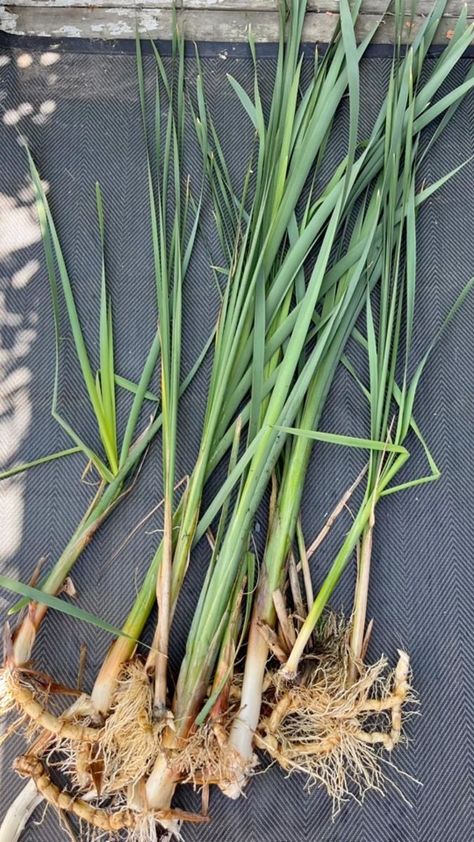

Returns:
40,52,60,68
16,54,33,70
0,479,26,561
3,98,57,129
3,109,19,126
12,258,40,290
32,100,57,125
0,192,41,258
0,181,41,563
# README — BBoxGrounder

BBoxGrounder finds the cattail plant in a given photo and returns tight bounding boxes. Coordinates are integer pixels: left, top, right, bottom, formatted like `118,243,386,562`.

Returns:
234,3,474,805
0,28,207,842
1,166,162,670
224,0,474,800
2,1,473,840
84,0,359,730
135,0,380,818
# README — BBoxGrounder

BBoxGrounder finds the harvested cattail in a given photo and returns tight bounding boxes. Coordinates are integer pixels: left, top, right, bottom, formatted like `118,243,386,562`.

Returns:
225,0,474,800
256,619,413,811
2,2,474,841
14,755,209,831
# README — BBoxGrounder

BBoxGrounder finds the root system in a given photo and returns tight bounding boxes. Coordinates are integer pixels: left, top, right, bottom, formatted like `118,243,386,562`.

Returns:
14,755,209,832
100,661,163,795
0,669,100,745
257,617,413,810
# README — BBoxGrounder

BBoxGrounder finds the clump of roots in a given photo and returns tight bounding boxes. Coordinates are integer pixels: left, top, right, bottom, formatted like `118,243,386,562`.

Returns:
0,668,23,743
174,718,242,789
257,616,414,811
99,660,164,795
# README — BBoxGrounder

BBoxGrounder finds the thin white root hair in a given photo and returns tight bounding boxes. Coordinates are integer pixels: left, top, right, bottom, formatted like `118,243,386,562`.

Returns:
99,661,163,795
258,617,414,813
174,721,246,789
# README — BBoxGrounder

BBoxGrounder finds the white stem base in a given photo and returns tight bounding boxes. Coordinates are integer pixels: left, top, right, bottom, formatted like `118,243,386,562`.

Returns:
11,618,37,670
222,621,269,799
0,780,43,842
145,754,179,838
90,678,115,719
90,637,137,717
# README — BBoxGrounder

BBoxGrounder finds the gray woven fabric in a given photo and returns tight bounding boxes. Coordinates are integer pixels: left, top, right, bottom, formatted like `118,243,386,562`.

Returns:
0,35,473,842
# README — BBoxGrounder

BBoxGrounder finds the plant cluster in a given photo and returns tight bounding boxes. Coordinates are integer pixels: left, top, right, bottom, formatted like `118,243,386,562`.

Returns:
1,2,473,840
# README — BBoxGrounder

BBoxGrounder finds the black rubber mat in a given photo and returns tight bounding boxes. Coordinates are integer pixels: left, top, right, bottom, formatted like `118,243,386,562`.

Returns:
0,33,473,842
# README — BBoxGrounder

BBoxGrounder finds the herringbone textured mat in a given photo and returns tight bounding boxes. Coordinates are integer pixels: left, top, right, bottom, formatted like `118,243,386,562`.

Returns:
0,35,473,842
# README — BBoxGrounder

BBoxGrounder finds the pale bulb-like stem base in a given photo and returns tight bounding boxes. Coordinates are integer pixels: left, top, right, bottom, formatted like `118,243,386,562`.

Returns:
0,780,43,842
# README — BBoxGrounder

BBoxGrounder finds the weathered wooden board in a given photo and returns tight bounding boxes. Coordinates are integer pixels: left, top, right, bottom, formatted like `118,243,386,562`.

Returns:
1,0,468,11
0,1,472,41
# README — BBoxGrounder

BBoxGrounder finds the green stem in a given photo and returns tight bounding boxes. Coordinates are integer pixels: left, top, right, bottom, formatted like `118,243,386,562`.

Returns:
119,330,161,467
348,519,374,681
11,483,113,666
284,450,408,676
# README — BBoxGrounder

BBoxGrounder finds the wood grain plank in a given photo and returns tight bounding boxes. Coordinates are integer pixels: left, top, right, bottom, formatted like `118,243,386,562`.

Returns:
2,0,469,12
1,6,470,41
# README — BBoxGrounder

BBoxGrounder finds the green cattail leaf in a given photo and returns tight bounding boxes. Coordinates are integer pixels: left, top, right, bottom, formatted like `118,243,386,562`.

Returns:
0,575,142,644
275,426,408,455
0,448,82,481
226,74,258,129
